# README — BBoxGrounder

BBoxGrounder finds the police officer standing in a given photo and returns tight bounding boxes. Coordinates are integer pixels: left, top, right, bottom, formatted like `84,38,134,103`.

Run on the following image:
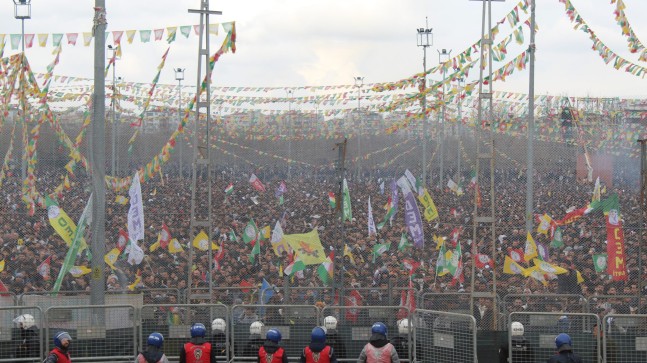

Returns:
391,318,410,361
43,331,72,363
300,327,337,363
499,322,534,363
179,323,216,363
323,316,346,360
211,318,229,363
13,314,39,359
357,322,400,363
547,333,583,363
136,332,170,363
241,321,265,358
258,328,288,363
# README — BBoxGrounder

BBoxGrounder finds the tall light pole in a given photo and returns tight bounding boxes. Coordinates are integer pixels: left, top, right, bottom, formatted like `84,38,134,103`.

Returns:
457,77,464,181
13,0,31,183
525,0,536,233
107,44,119,176
174,68,185,177
438,48,452,188
354,76,364,180
417,22,433,187
286,89,293,180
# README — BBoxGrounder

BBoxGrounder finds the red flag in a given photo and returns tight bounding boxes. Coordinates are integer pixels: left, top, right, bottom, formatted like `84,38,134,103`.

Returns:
38,256,51,280
345,290,363,323
159,224,171,250
239,280,253,293
474,254,494,269
555,206,587,226
117,229,129,252
509,248,525,263
249,173,266,192
214,240,225,271
449,227,463,247
0,279,9,296
475,185,482,208
402,259,421,276
397,280,416,319
449,260,464,287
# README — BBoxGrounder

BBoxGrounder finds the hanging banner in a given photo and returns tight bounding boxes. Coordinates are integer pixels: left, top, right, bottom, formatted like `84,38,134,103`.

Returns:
127,172,145,242
604,195,627,281
417,188,439,221
397,176,425,249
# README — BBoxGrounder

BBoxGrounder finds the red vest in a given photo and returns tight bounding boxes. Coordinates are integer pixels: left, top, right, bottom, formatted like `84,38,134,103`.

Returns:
304,346,331,363
259,346,284,363
184,342,212,363
50,348,71,363
364,343,393,363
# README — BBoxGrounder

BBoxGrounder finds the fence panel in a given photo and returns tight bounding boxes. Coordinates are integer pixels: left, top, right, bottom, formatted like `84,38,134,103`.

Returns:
588,295,640,316
420,292,474,314
0,306,43,363
20,291,143,310
45,304,136,362
509,312,600,363
320,305,409,362
414,309,477,363
503,294,588,314
231,304,320,362
603,314,647,363
188,286,259,305
140,303,228,362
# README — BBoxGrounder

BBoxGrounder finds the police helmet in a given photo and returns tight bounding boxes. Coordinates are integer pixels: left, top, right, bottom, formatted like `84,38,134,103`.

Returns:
324,316,337,330
311,327,326,343
13,314,35,329
190,323,206,338
147,332,164,348
511,322,524,336
54,331,72,349
555,333,572,351
250,321,264,335
371,322,387,336
212,318,226,333
397,318,410,335
266,328,282,343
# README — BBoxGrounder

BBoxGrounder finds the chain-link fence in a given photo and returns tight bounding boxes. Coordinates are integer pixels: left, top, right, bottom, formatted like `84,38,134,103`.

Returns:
139,303,228,361
44,304,136,362
509,311,600,363
602,313,647,363
414,308,477,363
0,306,42,363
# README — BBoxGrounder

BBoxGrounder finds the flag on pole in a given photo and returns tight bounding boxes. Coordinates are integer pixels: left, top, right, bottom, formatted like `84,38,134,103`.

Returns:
284,257,306,276
192,230,218,251
593,254,607,273
168,238,184,254
127,171,145,242
402,259,421,275
377,196,396,229
503,256,527,275
372,241,391,263
367,197,377,236
436,242,449,276
104,248,121,268
592,176,601,203
532,259,568,275
317,252,334,285
69,266,92,278
342,178,352,221
551,227,564,248
447,242,462,276
248,239,261,264
37,256,52,280
126,241,145,265
327,192,336,209
243,219,259,244
345,290,363,323
474,254,494,269
398,232,412,251
224,183,234,195
524,232,538,261
249,173,266,192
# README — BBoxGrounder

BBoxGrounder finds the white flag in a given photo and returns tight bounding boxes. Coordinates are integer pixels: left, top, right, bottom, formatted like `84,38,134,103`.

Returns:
126,241,145,265
128,172,145,242
367,197,377,236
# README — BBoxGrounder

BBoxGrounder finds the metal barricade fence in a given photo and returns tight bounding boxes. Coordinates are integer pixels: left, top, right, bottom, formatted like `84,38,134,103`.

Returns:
509,312,600,363
45,304,136,362
140,303,228,362
414,309,477,363
339,287,393,308
188,286,259,305
19,290,144,311
262,286,331,305
420,292,474,314
134,288,181,305
231,304,320,362
320,305,409,362
0,292,16,307
0,306,43,363
588,295,640,316
503,294,588,314
603,314,647,363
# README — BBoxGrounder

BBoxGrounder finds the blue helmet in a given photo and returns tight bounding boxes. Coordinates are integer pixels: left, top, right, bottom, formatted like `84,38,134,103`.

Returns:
190,323,206,338
311,327,326,343
555,333,572,351
371,322,387,336
53,331,72,349
266,328,282,343
147,332,164,348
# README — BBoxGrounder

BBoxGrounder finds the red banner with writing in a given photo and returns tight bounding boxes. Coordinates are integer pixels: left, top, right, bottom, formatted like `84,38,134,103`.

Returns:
605,208,628,281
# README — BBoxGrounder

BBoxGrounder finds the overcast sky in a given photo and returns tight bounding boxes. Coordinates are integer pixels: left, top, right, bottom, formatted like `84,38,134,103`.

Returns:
1,0,646,98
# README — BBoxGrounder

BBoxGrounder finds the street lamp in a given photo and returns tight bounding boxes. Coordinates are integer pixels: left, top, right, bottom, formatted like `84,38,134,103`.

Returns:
174,67,185,177
457,77,465,181
416,21,432,187
13,0,31,183
438,48,452,188
107,44,119,176
354,76,364,180
286,89,293,180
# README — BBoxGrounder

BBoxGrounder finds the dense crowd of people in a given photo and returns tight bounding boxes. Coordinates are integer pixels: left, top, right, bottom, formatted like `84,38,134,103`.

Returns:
1,136,646,328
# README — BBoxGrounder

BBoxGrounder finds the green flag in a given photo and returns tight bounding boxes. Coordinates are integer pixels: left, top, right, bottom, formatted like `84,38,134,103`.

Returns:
243,218,259,244
550,227,564,248
372,241,391,263
52,194,92,294
447,242,461,276
593,254,607,273
284,259,306,276
342,178,352,222
248,240,261,264
398,232,411,251
436,242,449,275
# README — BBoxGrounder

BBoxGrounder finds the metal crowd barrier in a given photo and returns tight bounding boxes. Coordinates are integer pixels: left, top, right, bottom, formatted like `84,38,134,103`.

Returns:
603,313,647,363
414,309,477,363
140,303,228,362
509,311,600,363
420,292,475,315
503,293,588,314
188,286,259,305
320,305,410,362
45,304,137,363
0,306,43,363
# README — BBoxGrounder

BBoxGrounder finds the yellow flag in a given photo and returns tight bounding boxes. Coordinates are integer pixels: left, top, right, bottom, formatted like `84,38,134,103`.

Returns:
344,244,356,265
262,226,271,240
149,241,161,252
576,270,585,284
536,214,553,235
0,259,4,272
433,234,446,250
417,189,439,221
532,259,568,275
128,274,141,291
525,266,548,286
69,266,92,277
46,197,88,253
524,232,538,261
104,248,121,269
169,238,184,254
503,256,527,275
115,195,129,205
279,264,284,277
192,230,218,251
283,229,327,265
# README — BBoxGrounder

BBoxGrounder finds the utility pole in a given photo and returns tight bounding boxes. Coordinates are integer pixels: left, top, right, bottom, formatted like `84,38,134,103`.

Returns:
354,77,364,180
525,0,536,233
187,0,222,303
108,44,118,176
639,139,646,305
438,48,452,188
286,89,293,180
335,138,347,309
457,77,464,180
174,68,185,176
417,21,433,187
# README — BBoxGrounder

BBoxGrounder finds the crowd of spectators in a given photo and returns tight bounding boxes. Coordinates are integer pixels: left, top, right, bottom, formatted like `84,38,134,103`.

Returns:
1,138,645,326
